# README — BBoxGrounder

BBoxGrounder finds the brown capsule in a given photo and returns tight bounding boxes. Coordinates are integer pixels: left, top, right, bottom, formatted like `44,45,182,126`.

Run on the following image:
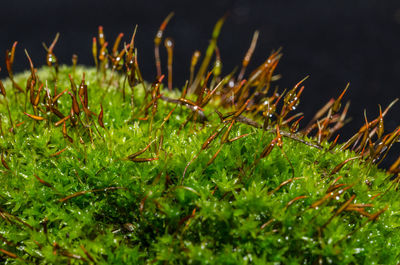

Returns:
330,176,344,188
139,191,152,215
200,78,224,108
78,94,93,118
112,45,128,69
328,134,340,150
332,83,349,114
34,174,53,188
329,156,360,176
213,47,222,77
335,195,356,216
178,98,204,111
304,98,335,134
0,248,18,259
286,195,308,208
0,79,6,97
62,122,73,143
238,30,259,81
262,116,270,131
59,187,125,203
164,37,174,91
70,108,78,126
367,138,375,159
72,54,78,67
389,154,400,174
5,41,18,78
10,41,17,65
368,205,388,222
23,112,46,121
320,195,356,229
369,193,381,201
33,84,43,107
377,105,384,139
290,116,304,134
358,110,371,154
29,81,35,106
24,49,36,81
189,50,201,85
340,132,362,151
51,107,65,119
45,83,52,104
260,138,277,159
269,177,303,195
311,186,345,209
15,121,25,128
326,183,346,194
160,107,176,128
207,146,223,166
54,115,70,127
62,121,67,136
1,152,10,170
126,25,138,65
154,12,175,77
276,125,283,147
220,120,235,144
43,33,59,68
228,133,250,143
79,73,88,107
98,26,105,47
92,37,98,68
80,245,95,263
50,147,68,157
98,104,104,128
52,88,68,104
284,76,308,108
233,99,251,119
202,128,222,150
129,157,158,163
112,32,124,56
99,42,108,61
68,91,80,116
154,12,175,45
127,140,155,160
384,127,400,146
68,74,77,94
195,71,212,105
287,85,305,112
372,135,389,160
189,15,227,95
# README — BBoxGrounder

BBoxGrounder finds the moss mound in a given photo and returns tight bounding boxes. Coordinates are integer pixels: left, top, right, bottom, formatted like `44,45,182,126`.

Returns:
1,18,400,264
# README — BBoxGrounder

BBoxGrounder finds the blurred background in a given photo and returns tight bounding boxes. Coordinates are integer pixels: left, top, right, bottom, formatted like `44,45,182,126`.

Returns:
0,0,399,168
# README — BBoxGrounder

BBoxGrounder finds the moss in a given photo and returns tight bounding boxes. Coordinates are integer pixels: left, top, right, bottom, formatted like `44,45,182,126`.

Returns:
0,19,400,264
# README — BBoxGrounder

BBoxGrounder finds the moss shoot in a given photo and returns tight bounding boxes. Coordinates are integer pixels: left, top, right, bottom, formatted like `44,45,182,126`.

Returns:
1,15,400,264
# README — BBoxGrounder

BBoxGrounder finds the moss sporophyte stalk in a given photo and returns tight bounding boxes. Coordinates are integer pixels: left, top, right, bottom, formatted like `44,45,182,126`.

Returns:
1,13,400,264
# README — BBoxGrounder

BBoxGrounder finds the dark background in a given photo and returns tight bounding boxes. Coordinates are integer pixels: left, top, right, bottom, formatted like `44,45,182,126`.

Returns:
1,0,399,167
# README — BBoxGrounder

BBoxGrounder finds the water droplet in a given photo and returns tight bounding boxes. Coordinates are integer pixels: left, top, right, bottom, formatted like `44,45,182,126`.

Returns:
353,248,364,254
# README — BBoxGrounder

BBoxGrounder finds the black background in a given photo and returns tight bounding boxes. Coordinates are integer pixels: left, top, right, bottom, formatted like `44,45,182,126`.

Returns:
1,0,399,167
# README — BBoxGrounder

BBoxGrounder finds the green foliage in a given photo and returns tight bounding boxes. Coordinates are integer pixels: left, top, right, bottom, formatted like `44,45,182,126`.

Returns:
0,66,399,264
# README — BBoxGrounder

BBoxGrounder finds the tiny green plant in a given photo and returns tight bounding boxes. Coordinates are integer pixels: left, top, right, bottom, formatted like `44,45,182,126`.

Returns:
1,13,400,264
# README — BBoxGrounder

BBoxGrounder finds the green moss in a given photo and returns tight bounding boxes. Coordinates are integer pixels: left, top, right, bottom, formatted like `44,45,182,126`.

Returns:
0,15,399,264
0,64,399,264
